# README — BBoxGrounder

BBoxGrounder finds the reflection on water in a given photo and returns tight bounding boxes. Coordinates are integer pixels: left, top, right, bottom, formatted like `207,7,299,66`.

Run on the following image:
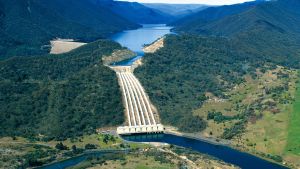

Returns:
122,133,164,141
111,24,172,58
39,152,108,169
111,55,143,66
122,134,288,169
40,134,288,169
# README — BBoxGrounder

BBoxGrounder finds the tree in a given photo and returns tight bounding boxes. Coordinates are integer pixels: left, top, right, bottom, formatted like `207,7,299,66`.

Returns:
55,142,68,150
71,145,77,152
103,134,110,144
85,144,97,149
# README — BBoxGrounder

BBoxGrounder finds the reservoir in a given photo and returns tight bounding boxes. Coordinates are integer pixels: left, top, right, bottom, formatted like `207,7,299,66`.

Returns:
110,24,172,65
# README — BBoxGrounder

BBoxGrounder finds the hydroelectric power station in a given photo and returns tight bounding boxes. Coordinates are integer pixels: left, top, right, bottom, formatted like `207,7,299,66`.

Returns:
110,65,164,135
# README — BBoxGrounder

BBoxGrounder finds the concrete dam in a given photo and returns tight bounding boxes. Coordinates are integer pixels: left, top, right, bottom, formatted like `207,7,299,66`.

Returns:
110,66,164,135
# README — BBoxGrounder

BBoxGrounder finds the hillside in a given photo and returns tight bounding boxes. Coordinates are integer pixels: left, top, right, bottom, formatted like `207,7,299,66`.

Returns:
97,0,174,24
135,31,300,132
0,40,124,140
0,0,139,59
171,1,264,34
135,0,300,166
195,0,300,36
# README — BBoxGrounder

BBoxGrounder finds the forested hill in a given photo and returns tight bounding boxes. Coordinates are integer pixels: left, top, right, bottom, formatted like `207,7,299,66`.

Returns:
96,0,174,24
171,1,263,32
0,0,139,59
0,40,124,140
135,0,300,132
142,3,209,18
173,0,300,36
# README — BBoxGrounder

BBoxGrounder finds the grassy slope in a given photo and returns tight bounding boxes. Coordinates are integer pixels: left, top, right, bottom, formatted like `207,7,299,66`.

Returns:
286,77,300,155
195,68,298,156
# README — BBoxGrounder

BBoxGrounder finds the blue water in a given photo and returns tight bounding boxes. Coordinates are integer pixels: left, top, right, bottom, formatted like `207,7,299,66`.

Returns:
110,24,172,65
122,134,288,169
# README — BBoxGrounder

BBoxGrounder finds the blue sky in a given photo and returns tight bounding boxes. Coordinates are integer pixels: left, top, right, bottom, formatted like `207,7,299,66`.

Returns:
117,0,255,5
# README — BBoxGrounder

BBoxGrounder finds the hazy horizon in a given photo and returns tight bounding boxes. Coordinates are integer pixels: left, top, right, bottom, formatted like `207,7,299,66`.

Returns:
117,0,255,5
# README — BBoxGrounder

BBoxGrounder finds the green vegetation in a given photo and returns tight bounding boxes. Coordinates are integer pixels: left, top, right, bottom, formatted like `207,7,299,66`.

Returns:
68,152,176,169
56,142,69,150
0,134,127,168
171,1,261,32
0,0,139,59
286,78,300,155
136,0,300,137
207,111,240,123
136,35,242,132
172,0,300,37
67,145,237,169
0,141,58,168
135,2,300,166
102,49,136,66
0,40,124,140
222,121,245,139
136,32,300,133
101,0,174,24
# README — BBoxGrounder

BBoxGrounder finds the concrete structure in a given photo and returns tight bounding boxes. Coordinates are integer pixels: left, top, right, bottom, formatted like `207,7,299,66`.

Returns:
110,66,164,135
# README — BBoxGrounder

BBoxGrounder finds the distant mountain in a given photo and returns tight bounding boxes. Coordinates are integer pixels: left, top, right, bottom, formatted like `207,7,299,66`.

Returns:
97,0,174,24
143,3,210,18
174,0,300,37
171,1,264,32
0,0,139,59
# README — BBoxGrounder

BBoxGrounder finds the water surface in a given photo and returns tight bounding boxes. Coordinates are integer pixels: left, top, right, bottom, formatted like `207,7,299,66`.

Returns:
111,24,172,65
123,134,288,169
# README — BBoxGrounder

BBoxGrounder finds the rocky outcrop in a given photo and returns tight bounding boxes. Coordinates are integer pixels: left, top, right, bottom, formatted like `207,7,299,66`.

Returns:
143,37,165,53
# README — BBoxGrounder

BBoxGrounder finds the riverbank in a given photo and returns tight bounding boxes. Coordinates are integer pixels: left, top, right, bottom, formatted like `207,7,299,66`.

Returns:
143,37,165,53
162,127,290,169
37,149,129,169
164,126,231,146
39,140,238,169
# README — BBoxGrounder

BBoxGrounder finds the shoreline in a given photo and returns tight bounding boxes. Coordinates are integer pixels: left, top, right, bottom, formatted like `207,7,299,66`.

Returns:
164,129,231,146
163,129,289,169
35,149,129,169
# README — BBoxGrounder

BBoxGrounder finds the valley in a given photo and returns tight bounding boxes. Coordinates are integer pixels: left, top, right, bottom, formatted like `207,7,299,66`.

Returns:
0,0,300,168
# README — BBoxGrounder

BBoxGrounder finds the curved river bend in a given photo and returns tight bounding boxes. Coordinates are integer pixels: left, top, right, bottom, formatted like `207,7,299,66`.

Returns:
123,134,287,169
41,24,288,169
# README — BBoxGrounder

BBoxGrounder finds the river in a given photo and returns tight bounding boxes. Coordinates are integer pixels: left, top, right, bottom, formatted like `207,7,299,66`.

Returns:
123,134,288,169
40,24,288,169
